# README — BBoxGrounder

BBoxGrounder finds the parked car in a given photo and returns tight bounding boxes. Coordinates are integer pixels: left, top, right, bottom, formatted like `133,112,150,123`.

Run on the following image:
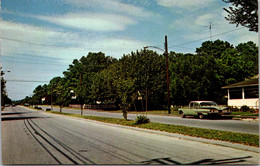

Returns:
46,108,51,111
178,101,231,119
34,106,42,110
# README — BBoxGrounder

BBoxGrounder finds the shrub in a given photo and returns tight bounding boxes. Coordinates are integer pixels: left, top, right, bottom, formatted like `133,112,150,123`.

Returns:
230,106,239,112
135,115,150,124
240,105,250,112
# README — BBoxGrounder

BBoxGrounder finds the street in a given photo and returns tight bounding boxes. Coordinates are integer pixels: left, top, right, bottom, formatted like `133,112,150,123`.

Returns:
41,105,259,135
1,106,259,165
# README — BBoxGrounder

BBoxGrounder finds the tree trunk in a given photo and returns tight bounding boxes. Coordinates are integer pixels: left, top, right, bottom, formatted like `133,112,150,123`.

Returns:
80,105,83,116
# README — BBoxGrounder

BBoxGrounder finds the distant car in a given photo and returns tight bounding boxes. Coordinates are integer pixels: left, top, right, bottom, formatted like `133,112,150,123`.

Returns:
46,108,51,111
24,103,30,106
178,101,231,119
4,104,10,107
34,106,42,110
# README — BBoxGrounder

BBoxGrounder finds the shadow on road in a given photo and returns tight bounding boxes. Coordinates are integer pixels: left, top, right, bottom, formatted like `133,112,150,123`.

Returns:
1,116,50,121
139,156,252,165
1,112,29,116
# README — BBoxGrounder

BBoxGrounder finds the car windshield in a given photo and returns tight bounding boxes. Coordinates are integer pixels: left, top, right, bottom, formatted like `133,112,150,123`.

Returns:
200,102,217,106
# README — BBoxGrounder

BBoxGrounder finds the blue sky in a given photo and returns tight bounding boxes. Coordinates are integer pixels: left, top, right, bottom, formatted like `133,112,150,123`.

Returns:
1,0,258,100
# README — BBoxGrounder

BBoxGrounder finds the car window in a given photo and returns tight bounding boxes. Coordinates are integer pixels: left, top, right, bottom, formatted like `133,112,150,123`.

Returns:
190,102,200,107
200,102,217,106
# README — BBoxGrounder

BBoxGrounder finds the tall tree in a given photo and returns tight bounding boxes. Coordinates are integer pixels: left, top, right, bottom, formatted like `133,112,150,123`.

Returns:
1,78,11,108
223,0,258,32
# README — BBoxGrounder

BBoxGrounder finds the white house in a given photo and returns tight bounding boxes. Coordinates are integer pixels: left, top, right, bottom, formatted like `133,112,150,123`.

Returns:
222,75,259,109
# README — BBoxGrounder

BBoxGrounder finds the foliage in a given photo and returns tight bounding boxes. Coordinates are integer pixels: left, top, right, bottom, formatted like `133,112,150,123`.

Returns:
1,78,11,107
240,105,250,112
230,106,240,112
21,39,258,112
169,40,258,105
223,0,258,32
239,105,256,113
135,115,150,124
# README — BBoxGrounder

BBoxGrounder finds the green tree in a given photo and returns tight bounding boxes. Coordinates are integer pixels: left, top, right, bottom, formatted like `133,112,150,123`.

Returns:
223,0,258,32
63,52,116,114
54,78,70,113
1,77,11,109
196,40,234,58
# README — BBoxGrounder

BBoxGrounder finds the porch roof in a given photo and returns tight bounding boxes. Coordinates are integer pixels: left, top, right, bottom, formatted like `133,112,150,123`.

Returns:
222,78,258,89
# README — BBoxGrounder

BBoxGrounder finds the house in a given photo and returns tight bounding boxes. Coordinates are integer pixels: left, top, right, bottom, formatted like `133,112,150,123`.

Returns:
222,75,259,109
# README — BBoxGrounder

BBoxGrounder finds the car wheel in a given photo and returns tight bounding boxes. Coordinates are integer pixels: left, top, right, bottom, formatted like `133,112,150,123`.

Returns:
198,114,204,119
179,111,186,118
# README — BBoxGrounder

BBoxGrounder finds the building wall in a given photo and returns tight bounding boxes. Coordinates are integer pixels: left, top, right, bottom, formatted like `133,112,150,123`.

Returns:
227,86,259,109
228,98,259,109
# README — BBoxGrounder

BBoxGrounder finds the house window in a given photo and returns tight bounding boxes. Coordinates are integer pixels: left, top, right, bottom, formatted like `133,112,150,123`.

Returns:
244,86,259,98
229,88,242,99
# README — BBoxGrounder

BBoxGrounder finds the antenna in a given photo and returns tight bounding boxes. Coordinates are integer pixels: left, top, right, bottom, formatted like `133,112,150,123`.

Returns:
202,22,214,41
209,22,213,41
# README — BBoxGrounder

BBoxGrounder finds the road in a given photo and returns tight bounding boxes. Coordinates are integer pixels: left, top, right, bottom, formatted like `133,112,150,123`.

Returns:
41,105,259,135
1,106,259,165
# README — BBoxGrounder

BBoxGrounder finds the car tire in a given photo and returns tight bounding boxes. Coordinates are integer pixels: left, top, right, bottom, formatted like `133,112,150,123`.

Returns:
179,111,186,118
198,114,204,119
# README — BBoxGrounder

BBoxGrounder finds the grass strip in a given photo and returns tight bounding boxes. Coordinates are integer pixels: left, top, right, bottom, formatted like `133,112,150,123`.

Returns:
49,111,259,147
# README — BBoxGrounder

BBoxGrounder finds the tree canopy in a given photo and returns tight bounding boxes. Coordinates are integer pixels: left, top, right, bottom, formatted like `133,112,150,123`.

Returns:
223,0,258,32
21,40,258,112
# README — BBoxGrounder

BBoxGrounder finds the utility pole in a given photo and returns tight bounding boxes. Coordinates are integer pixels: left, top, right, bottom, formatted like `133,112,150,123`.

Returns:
165,35,171,114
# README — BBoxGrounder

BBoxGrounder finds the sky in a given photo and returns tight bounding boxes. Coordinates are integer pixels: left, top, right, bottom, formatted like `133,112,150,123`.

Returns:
0,0,258,101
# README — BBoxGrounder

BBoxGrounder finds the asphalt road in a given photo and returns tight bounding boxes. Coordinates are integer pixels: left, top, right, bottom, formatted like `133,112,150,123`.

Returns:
41,105,259,135
2,106,259,165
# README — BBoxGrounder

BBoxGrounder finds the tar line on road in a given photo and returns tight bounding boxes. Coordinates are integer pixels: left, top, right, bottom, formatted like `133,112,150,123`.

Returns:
13,107,95,164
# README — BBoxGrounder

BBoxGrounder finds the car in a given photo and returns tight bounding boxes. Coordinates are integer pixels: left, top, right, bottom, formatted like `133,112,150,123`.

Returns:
178,101,231,119
24,103,30,106
46,108,51,111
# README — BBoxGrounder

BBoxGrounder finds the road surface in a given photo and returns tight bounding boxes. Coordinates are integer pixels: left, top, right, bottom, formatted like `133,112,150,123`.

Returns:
41,105,259,135
1,106,259,165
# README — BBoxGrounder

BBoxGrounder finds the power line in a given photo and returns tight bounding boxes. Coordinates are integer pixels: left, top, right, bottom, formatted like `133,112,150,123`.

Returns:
168,27,245,49
1,35,144,51
6,79,49,83
0,35,71,48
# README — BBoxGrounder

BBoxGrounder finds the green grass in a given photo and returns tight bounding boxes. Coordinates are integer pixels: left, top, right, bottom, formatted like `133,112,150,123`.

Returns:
49,111,259,147
231,111,259,116
107,110,181,116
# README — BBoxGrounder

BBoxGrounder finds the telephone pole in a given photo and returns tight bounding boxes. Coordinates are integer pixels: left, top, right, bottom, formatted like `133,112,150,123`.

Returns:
165,35,171,114
144,36,171,114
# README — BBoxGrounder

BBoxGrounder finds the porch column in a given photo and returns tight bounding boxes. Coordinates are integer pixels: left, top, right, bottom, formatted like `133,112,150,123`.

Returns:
242,87,245,99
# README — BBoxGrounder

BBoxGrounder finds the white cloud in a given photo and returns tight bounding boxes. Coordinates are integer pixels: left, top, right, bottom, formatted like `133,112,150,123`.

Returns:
0,20,84,58
64,0,154,18
157,0,214,8
1,20,146,60
194,14,214,26
34,13,136,31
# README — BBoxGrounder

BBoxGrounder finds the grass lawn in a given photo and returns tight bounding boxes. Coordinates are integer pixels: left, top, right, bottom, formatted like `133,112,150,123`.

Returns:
48,111,259,147
231,111,259,116
107,110,181,116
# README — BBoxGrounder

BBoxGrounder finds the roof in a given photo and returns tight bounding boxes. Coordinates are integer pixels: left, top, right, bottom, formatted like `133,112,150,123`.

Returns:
222,77,259,89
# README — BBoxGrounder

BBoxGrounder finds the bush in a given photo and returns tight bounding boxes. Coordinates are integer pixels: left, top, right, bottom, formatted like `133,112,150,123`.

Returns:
240,105,250,112
135,115,150,124
230,106,239,112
